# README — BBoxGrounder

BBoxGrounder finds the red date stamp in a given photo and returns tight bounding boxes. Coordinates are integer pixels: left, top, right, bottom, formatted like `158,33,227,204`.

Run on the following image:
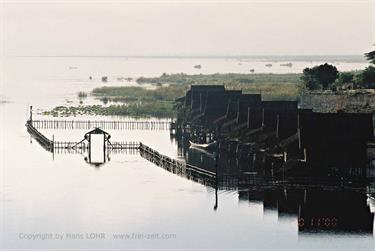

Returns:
298,217,338,228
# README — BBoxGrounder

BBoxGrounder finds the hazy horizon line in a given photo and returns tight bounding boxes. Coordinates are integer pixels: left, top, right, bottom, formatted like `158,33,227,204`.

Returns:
9,54,367,58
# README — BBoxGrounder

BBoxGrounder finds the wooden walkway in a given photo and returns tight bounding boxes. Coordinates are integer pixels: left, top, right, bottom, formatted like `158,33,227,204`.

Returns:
53,141,140,150
139,143,216,178
26,120,54,151
54,146,139,155
31,119,173,130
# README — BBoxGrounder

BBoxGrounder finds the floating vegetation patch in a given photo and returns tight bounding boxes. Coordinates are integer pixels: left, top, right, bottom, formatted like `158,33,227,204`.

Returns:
43,102,175,118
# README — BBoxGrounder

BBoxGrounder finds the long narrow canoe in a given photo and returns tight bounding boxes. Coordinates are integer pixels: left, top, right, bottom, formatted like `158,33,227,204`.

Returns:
189,140,217,149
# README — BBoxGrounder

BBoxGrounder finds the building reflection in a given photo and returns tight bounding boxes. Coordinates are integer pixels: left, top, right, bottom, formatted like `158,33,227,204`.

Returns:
174,134,375,234
239,188,374,234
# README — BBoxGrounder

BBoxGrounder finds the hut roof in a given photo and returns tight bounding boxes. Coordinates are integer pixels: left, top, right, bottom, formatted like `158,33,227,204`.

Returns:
85,128,110,136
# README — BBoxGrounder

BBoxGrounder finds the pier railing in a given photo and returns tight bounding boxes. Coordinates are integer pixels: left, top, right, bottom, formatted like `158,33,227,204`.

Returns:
139,142,216,178
31,119,173,130
26,120,54,151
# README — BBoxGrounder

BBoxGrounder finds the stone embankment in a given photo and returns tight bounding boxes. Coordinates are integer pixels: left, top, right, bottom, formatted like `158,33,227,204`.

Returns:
300,91,375,113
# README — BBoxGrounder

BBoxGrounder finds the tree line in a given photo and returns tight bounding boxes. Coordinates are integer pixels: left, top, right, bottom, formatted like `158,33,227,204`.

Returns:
301,49,375,91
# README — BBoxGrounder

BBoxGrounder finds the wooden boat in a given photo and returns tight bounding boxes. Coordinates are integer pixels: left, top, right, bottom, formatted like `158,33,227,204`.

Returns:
280,62,293,67
189,140,217,150
189,145,216,159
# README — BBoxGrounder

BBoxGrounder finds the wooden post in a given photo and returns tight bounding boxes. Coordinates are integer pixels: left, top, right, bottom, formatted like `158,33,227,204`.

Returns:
29,106,33,122
276,114,280,139
247,107,251,129
297,111,301,150
283,151,287,162
262,108,265,127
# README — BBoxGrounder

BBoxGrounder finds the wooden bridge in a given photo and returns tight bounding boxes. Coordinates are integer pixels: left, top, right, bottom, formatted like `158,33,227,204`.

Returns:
31,119,173,130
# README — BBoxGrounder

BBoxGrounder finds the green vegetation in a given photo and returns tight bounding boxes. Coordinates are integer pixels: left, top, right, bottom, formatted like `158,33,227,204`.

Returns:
46,86,187,117
89,85,188,117
301,49,375,91
225,82,299,100
137,72,301,86
43,103,175,118
92,85,188,102
358,48,375,88
301,63,339,90
46,73,303,118
137,73,301,100
302,63,375,91
365,49,375,64
335,72,354,88
355,66,375,88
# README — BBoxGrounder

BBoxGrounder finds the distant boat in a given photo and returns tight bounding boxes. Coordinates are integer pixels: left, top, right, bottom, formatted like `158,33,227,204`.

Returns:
194,64,202,69
101,76,108,82
116,77,133,82
189,140,217,150
280,62,293,67
250,69,255,73
265,64,272,67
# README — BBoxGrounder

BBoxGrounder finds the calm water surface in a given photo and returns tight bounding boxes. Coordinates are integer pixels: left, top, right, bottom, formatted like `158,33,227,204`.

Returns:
0,57,374,250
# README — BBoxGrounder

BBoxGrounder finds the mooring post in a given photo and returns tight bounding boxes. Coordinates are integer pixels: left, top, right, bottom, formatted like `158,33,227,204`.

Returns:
297,111,301,150
29,105,33,124
261,108,265,127
52,134,55,160
214,152,219,210
276,114,280,139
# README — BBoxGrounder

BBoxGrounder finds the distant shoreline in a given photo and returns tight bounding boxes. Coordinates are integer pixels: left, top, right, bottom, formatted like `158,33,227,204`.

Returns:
11,55,368,62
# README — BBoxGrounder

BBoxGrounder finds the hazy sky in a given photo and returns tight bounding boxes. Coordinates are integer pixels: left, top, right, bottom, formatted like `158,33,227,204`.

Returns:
1,0,374,56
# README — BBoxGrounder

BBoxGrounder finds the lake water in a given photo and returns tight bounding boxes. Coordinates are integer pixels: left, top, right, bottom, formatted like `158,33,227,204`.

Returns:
0,56,374,250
